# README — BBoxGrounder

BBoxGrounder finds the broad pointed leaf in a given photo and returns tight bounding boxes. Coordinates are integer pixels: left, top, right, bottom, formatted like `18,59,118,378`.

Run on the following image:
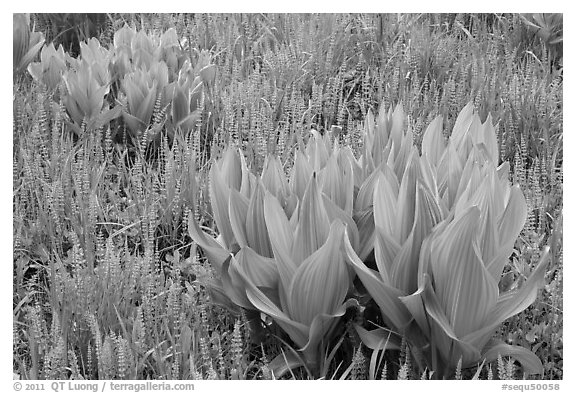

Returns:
208,164,235,249
430,207,499,337
292,175,330,265
228,188,249,248
421,115,446,167
288,220,349,326
482,340,543,376
187,215,230,271
343,232,412,330
246,182,273,257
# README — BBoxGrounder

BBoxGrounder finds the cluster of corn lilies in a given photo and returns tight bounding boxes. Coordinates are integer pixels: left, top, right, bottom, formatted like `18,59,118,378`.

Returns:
22,21,216,138
189,102,549,378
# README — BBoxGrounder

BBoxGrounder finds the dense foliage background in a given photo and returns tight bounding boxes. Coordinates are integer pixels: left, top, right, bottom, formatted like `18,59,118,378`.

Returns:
13,13,562,380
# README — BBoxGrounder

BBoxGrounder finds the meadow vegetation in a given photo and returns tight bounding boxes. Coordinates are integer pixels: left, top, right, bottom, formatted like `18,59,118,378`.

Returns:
13,13,562,380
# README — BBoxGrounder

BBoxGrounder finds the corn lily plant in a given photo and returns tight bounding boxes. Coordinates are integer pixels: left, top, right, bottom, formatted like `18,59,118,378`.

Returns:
159,28,185,81
131,30,158,70
78,38,111,88
167,76,203,135
341,104,419,267
231,177,358,376
114,25,136,56
27,43,68,90
63,59,110,130
189,139,361,376
188,147,255,262
120,66,164,137
400,207,549,378
13,13,45,74
187,147,264,308
111,25,136,82
343,102,549,378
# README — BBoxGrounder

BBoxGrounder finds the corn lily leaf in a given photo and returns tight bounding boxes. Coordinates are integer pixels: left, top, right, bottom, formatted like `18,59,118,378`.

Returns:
122,112,146,136
390,183,442,294
221,256,253,310
418,273,483,368
392,129,415,181
430,207,498,338
134,85,156,128
398,278,430,343
490,185,527,276
239,152,255,199
405,212,547,373
209,164,235,249
230,246,278,293
15,30,45,73
93,106,122,130
268,298,358,378
241,219,354,371
462,246,549,349
373,227,400,285
301,298,359,357
497,161,512,187
450,102,475,150
228,188,250,248
269,350,305,379
13,14,31,68
364,109,377,161
421,115,446,167
389,104,404,158
343,231,412,330
160,27,179,49
199,64,217,86
355,160,396,213
389,232,421,294
354,207,375,262
261,155,290,204
263,190,297,309
292,175,330,265
338,146,362,183
171,84,190,125
290,150,313,201
187,215,230,271
355,167,380,214
453,165,484,218
337,149,357,215
319,153,347,212
371,108,392,167
306,130,330,172
131,30,156,68
478,199,500,271
219,147,242,191
454,147,491,205
373,172,399,239
244,277,310,349
476,182,526,281
322,194,359,255
438,141,463,209
481,114,499,164
376,100,390,142
246,182,273,258
288,220,349,326
482,340,543,375
27,43,67,90
354,324,402,351
203,276,243,315
419,154,442,203
114,25,135,54
466,114,484,146
396,152,420,243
